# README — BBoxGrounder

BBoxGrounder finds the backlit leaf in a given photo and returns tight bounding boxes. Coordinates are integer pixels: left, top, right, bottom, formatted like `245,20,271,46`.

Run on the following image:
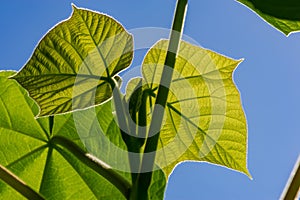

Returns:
126,40,251,178
10,6,133,116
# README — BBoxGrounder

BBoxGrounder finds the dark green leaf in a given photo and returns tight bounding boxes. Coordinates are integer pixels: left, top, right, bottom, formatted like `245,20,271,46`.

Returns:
238,0,300,35
247,0,300,20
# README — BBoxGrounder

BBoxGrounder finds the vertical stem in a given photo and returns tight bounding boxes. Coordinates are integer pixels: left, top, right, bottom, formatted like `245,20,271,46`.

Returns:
138,92,148,140
0,164,45,200
132,0,188,199
111,79,141,187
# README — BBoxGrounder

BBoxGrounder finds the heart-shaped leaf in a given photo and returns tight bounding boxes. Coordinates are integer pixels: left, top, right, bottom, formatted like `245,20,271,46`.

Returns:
238,0,300,35
126,40,251,178
10,5,133,116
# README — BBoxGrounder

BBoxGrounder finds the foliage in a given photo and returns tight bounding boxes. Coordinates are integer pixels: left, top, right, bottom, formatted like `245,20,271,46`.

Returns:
238,0,300,35
11,5,133,116
0,71,166,199
126,40,249,177
1,0,299,199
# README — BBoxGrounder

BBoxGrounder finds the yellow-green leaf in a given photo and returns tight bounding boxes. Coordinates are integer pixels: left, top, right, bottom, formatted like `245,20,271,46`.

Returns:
126,40,251,178
10,5,133,116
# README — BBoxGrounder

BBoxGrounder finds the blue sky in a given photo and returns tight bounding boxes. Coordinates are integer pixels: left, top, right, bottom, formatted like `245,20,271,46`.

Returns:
1,0,300,199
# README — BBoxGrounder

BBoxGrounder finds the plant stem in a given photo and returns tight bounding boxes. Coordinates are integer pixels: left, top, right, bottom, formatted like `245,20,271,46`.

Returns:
0,164,45,200
51,136,131,199
132,0,188,199
281,155,300,200
111,79,142,184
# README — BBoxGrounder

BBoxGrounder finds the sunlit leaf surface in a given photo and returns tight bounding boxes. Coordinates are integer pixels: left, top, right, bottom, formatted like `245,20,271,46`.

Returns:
126,40,250,178
11,6,133,116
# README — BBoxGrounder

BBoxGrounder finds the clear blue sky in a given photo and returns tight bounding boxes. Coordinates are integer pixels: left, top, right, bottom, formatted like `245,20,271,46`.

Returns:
1,0,300,199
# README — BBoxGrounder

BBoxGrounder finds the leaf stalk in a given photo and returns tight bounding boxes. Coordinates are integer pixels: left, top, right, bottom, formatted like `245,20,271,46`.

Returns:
0,164,45,200
51,136,131,199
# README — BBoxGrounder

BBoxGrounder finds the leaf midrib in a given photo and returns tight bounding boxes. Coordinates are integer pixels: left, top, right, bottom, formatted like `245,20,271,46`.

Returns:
75,9,111,79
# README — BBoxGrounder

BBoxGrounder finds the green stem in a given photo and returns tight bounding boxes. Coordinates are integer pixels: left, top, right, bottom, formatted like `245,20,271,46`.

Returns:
281,155,300,200
111,79,143,185
51,136,131,199
133,0,188,199
138,91,148,139
129,88,150,200
0,164,45,200
110,79,131,145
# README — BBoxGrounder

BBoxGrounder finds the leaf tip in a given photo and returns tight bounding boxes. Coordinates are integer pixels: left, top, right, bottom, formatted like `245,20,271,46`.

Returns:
71,3,78,11
237,58,244,65
244,169,252,180
284,31,293,37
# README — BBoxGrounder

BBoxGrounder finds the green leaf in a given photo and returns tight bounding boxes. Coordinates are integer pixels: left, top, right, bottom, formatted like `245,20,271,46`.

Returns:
0,71,127,199
238,0,300,35
244,0,300,20
126,40,250,178
10,5,133,116
0,71,166,199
